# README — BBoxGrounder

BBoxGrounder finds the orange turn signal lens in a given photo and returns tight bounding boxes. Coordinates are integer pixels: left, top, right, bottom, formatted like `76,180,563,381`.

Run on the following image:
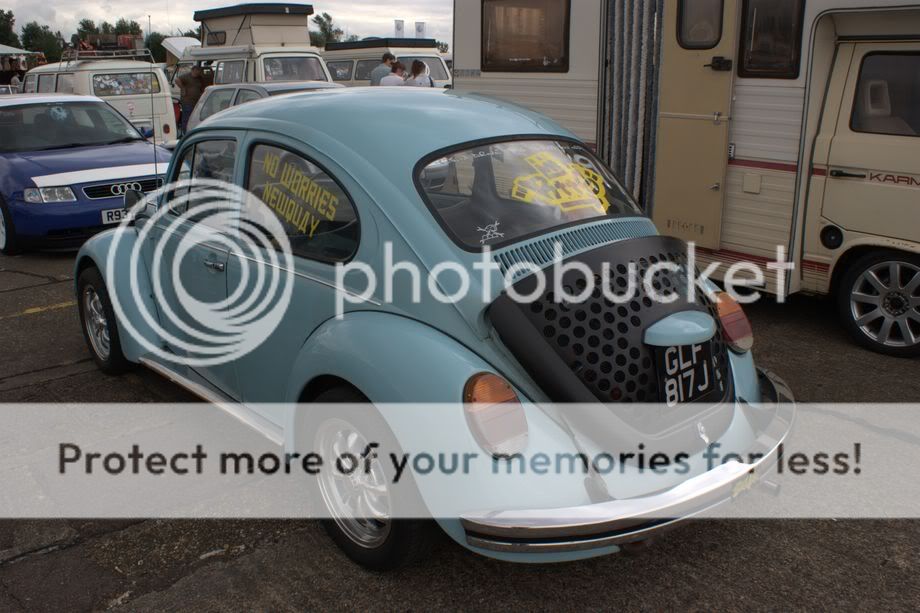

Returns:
716,292,754,353
463,373,527,457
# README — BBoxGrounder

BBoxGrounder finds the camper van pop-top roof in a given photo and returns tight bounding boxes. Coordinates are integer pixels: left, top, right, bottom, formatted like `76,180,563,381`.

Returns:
194,3,316,48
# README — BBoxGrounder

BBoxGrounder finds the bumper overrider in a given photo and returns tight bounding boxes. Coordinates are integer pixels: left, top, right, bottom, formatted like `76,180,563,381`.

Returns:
460,369,795,554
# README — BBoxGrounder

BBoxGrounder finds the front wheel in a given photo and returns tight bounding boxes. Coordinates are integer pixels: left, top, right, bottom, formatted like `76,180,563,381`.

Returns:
0,198,21,256
77,266,132,374
837,251,920,358
307,387,436,570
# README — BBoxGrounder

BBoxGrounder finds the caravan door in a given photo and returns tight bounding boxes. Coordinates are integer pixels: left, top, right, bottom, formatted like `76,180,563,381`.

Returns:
652,0,737,249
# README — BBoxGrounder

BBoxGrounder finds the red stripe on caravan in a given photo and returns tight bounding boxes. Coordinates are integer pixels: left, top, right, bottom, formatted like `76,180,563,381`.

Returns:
728,159,799,173
695,247,776,265
802,260,830,272
811,166,828,177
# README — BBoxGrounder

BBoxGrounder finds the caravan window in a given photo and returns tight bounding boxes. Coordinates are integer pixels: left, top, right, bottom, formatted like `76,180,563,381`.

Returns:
678,0,723,50
739,0,805,79
481,0,570,73
851,53,920,138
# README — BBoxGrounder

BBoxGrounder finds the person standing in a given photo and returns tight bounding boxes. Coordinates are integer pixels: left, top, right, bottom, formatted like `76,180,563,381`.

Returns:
369,53,396,86
10,72,21,91
406,60,434,87
177,66,206,134
380,62,407,86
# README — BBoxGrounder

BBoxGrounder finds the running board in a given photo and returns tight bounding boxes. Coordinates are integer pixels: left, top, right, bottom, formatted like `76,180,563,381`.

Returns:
138,357,284,446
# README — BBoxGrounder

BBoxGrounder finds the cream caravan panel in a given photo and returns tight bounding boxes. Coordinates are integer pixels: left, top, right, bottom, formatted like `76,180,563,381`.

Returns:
250,26,312,46
452,0,603,144
729,84,805,163
721,166,797,258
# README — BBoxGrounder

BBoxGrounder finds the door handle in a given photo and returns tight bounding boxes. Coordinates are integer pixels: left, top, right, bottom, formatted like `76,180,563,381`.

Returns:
829,169,867,179
203,259,226,272
704,56,733,71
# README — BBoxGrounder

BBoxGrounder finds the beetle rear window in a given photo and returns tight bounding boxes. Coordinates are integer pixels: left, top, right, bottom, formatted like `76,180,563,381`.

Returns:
416,140,641,250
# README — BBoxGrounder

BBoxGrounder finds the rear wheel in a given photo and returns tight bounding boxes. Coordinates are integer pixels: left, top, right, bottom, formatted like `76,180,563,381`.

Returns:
77,266,132,374
0,198,21,256
837,250,920,358
307,386,435,570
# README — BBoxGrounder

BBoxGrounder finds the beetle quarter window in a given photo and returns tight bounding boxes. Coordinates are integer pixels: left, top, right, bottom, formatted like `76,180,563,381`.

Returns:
679,0,723,50
739,0,805,78
851,54,920,138
248,144,359,263
482,0,570,72
169,140,237,218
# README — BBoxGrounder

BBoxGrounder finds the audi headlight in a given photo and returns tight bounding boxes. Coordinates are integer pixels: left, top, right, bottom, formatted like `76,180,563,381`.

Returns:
24,187,77,203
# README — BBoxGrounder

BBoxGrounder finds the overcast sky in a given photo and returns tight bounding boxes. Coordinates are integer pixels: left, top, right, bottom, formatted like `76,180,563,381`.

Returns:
7,0,453,43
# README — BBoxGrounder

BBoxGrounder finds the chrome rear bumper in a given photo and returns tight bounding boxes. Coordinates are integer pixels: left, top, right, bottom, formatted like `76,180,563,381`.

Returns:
461,369,794,554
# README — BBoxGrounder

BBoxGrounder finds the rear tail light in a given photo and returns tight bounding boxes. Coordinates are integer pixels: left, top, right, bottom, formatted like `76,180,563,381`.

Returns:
463,373,527,457
163,123,170,135
716,292,754,353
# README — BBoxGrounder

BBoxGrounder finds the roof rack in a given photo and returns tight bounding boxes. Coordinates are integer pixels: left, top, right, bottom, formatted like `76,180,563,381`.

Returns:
61,49,154,64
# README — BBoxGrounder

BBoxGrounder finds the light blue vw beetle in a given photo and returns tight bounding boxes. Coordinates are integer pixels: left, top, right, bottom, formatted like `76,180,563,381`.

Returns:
75,88,794,570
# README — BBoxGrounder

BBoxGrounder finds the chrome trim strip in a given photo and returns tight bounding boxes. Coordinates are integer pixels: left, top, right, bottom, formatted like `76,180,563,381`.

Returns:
461,370,794,553
231,252,382,306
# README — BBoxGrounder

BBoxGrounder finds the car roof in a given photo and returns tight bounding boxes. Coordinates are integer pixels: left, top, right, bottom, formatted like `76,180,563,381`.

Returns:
29,60,163,73
0,94,103,107
198,87,573,174
205,81,342,94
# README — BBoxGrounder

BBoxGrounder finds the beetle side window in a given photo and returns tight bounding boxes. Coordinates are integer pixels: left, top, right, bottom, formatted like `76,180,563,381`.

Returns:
168,140,237,217
679,0,723,50
482,0,570,73
247,144,359,263
198,90,236,120
327,60,354,81
739,0,805,79
850,53,920,138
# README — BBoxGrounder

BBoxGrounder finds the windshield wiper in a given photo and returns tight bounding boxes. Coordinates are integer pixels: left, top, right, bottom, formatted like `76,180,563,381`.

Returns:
33,142,98,151
103,137,144,145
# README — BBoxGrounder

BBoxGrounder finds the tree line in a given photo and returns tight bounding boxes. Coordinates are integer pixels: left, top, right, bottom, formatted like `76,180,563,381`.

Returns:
0,10,447,65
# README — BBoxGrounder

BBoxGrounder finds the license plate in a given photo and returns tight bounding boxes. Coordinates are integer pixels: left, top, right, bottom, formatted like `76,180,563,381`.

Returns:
101,208,131,225
657,343,716,407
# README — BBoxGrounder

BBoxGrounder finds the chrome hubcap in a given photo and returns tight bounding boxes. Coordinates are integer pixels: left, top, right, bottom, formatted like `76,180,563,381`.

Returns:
316,418,391,548
82,286,111,360
850,261,920,348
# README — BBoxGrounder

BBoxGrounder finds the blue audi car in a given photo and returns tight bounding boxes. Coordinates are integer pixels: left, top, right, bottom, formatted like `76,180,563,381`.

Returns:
0,94,171,254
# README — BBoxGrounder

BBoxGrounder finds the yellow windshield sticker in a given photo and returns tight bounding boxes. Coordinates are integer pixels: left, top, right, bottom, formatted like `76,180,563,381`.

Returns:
511,152,610,214
259,150,339,239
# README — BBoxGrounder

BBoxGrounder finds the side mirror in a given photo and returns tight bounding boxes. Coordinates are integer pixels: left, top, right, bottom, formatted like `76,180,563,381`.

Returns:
123,188,145,211
141,127,155,139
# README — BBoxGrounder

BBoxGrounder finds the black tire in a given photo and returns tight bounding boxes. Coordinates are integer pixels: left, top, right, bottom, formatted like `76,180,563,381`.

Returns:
836,250,920,358
0,197,21,256
305,386,436,571
77,266,133,374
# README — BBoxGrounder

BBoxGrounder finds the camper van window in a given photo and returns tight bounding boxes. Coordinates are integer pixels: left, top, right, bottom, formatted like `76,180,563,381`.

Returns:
37,74,55,93
354,60,378,81
850,53,920,138
263,57,327,82
92,73,161,96
398,57,449,81
206,31,227,46
739,0,805,79
55,73,74,93
327,60,354,81
22,75,36,93
678,0,723,50
481,0,571,73
215,61,245,84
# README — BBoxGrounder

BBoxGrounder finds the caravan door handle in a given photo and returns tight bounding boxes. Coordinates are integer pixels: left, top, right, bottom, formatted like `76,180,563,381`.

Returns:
829,169,867,179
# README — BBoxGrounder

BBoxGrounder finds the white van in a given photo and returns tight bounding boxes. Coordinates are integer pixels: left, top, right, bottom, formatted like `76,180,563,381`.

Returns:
454,0,920,357
24,51,176,144
323,38,452,88
163,3,332,97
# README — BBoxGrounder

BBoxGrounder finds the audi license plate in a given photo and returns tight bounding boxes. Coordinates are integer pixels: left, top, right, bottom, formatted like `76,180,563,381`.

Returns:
101,208,131,225
657,343,716,407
